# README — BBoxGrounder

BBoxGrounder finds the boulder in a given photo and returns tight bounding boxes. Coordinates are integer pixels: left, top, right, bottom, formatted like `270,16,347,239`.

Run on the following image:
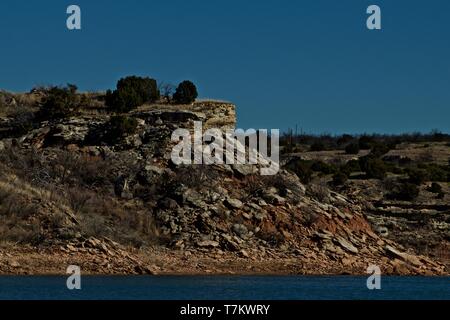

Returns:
253,212,267,221
262,192,286,205
376,226,389,237
385,245,422,267
221,234,241,251
51,121,90,145
232,164,257,177
224,198,243,209
197,240,220,248
138,164,166,185
232,224,248,238
334,236,359,254
183,189,207,209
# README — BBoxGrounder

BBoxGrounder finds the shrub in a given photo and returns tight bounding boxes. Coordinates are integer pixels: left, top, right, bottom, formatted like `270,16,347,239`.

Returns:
431,130,446,142
391,166,404,175
332,172,348,186
9,108,35,136
337,134,354,146
428,182,442,194
173,80,198,104
383,177,398,191
311,161,337,175
39,84,80,119
245,174,304,205
302,209,319,227
104,115,138,144
388,183,419,201
116,76,159,101
422,164,449,182
105,88,137,113
106,76,159,112
358,135,374,150
0,92,7,111
310,141,326,152
0,189,38,219
359,157,387,179
307,180,330,202
407,168,428,185
285,159,313,184
345,143,360,155
369,142,393,158
170,165,220,192
67,188,93,214
399,156,413,166
341,159,361,176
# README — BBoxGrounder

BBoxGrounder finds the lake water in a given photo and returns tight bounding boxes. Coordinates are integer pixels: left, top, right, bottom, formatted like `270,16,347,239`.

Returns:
0,276,448,300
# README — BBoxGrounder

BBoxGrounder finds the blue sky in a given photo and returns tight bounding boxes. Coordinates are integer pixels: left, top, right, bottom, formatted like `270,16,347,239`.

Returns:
0,0,449,134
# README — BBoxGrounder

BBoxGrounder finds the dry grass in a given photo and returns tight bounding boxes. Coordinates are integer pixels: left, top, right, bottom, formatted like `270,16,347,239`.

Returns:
0,177,42,244
388,142,450,165
0,91,40,117
0,149,161,247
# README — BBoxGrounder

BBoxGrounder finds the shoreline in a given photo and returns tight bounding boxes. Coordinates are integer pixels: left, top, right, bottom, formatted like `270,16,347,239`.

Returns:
0,272,450,279
1,245,447,277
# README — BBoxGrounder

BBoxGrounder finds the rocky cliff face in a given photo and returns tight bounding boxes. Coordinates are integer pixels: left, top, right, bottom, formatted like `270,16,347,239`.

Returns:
133,100,236,130
0,96,447,275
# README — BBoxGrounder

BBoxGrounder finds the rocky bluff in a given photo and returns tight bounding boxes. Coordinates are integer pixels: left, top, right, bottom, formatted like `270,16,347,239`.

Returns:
0,95,447,275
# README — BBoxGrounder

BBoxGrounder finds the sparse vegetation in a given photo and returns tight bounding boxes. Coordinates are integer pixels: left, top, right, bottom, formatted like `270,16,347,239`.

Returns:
310,141,326,152
369,142,393,158
419,163,450,182
285,159,313,184
428,182,442,194
388,182,420,201
340,159,361,176
337,134,354,146
7,107,36,136
436,192,445,199
345,143,360,155
311,161,337,175
38,84,81,119
359,156,387,179
280,131,450,154
104,115,138,144
307,180,330,202
0,145,162,247
332,171,348,186
159,82,176,103
359,135,375,150
302,208,319,227
407,168,428,185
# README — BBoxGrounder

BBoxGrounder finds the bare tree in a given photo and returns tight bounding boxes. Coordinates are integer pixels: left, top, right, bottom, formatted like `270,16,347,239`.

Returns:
158,82,176,104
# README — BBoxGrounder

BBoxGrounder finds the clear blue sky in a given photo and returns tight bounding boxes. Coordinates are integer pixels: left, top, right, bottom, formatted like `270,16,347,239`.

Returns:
1,0,449,134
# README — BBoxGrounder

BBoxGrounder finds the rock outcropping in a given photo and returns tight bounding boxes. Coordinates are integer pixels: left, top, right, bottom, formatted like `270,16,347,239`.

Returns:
0,96,447,275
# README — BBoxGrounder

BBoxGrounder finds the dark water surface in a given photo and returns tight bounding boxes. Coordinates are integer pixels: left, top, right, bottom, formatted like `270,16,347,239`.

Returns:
0,276,448,300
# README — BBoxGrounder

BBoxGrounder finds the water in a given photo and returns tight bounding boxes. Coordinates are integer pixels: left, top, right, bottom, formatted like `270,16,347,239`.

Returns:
0,276,448,300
